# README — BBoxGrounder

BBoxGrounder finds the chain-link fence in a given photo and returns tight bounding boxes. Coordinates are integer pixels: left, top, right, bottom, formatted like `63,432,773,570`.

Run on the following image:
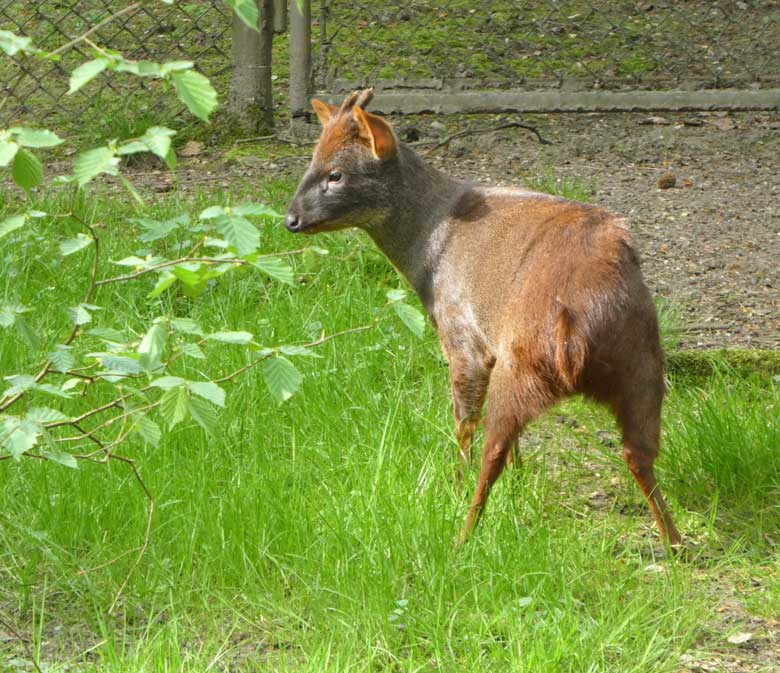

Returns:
2,1,779,129
315,1,780,93
0,0,231,126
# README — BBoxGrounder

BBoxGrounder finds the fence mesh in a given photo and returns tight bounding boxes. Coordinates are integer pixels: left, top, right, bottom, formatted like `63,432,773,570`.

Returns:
2,1,779,128
315,1,780,93
0,0,231,126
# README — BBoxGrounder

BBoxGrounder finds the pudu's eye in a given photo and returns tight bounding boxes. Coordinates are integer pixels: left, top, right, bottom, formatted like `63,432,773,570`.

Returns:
328,170,343,184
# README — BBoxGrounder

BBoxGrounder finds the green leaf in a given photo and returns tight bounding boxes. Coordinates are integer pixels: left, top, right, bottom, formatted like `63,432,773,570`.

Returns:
159,60,193,76
0,417,41,458
171,69,218,122
216,214,259,256
73,147,119,186
26,407,68,423
206,331,253,345
115,60,163,77
386,289,407,302
135,414,162,446
225,0,259,30
189,381,225,407
170,318,203,335
0,214,25,239
59,233,93,256
0,139,19,167
393,302,425,339
87,327,127,342
2,374,37,396
34,383,73,399
131,214,188,242
9,127,64,148
14,316,39,350
178,342,205,359
232,203,282,217
199,205,225,220
90,354,144,375
263,356,303,405
68,58,109,93
279,345,322,358
171,265,206,295
42,446,78,469
253,257,295,286
159,386,189,429
149,273,177,298
67,304,92,325
163,147,177,170
12,148,43,191
117,140,149,156
0,303,26,327
0,30,34,56
150,375,186,390
187,396,217,432
113,255,147,267
48,345,75,373
61,378,81,392
140,126,176,160
138,323,167,372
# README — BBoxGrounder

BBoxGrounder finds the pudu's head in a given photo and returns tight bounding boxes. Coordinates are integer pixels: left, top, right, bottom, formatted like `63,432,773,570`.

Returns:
285,88,400,234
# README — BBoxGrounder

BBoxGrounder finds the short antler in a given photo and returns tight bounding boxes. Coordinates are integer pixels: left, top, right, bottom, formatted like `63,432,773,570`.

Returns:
338,88,374,115
355,87,375,110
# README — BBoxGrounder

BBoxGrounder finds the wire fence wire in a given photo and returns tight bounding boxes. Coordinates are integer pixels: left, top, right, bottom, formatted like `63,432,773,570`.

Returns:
0,0,231,126
2,1,779,128
315,0,780,93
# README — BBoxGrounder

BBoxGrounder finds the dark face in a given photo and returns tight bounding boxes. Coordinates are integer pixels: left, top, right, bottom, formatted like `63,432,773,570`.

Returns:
285,118,397,235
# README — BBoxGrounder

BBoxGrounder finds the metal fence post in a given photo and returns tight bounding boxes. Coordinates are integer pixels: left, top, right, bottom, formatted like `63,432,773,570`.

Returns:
229,0,275,132
289,0,312,121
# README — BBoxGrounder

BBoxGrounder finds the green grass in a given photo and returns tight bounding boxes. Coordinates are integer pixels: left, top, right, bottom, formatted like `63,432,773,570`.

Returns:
1,180,780,671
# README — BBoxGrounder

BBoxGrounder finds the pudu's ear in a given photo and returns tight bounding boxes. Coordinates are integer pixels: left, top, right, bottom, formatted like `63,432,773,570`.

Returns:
352,105,397,160
311,99,338,125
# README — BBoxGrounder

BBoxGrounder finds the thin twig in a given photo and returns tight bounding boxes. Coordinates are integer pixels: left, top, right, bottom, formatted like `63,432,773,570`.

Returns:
105,453,154,614
49,3,141,56
0,612,44,673
421,120,550,155
94,249,308,286
234,134,315,146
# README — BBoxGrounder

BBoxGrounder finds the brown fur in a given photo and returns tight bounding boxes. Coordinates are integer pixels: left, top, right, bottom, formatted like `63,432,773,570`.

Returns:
287,90,682,548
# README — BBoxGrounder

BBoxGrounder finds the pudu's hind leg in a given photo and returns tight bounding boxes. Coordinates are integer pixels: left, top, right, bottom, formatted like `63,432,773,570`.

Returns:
456,365,552,546
612,376,682,547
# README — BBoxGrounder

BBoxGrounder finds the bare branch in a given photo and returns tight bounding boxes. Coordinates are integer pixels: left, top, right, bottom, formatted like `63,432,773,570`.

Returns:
420,120,550,155
49,3,142,56
0,612,43,673
105,453,154,614
94,248,308,287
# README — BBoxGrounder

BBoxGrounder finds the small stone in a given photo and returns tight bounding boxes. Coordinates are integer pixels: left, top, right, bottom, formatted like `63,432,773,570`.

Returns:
180,140,203,157
727,632,752,645
657,173,676,189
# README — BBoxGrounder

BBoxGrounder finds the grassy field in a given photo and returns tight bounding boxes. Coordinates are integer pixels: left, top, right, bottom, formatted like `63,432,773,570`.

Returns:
1,173,779,672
